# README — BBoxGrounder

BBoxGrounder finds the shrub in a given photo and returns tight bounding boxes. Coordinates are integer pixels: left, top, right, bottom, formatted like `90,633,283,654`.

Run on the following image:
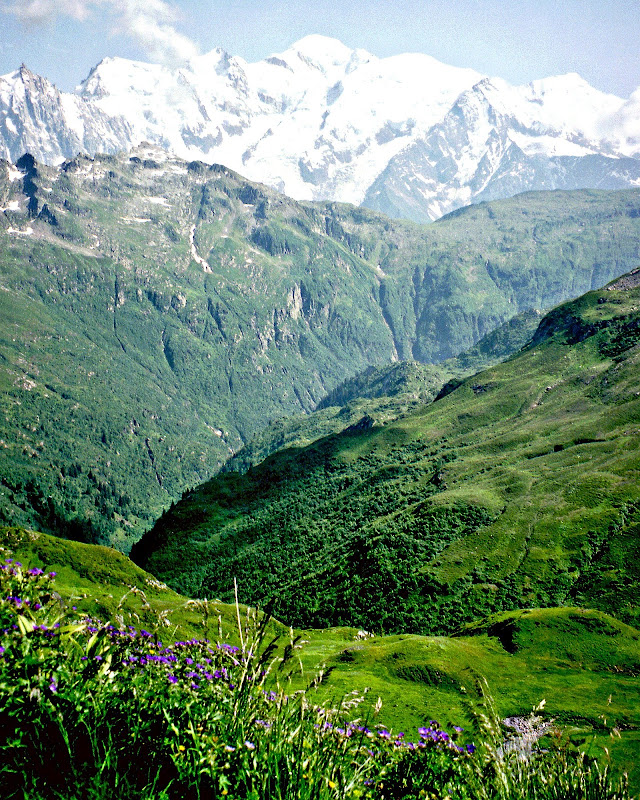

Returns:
0,561,476,799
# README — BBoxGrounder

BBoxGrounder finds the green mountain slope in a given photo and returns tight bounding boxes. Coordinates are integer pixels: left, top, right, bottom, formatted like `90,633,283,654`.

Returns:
317,309,542,410
0,524,249,641
223,310,541,474
131,271,640,632
2,148,640,547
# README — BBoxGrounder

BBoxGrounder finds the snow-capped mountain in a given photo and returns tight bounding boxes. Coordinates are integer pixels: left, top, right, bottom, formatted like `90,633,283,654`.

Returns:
0,65,134,166
364,76,640,220
1,35,639,221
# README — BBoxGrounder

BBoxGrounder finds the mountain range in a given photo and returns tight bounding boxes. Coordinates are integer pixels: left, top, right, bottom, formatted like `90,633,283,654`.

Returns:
2,35,640,789
1,35,640,222
2,148,640,547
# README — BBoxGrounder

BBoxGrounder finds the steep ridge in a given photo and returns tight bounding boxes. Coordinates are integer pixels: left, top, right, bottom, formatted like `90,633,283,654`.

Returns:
2,148,640,548
131,274,640,633
0,65,134,164
1,36,639,220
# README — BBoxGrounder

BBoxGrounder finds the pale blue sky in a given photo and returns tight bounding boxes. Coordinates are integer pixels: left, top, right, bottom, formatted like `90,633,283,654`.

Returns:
0,0,639,98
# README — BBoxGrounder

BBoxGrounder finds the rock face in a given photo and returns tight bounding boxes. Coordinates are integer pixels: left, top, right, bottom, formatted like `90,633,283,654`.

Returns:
1,36,639,221
0,65,134,165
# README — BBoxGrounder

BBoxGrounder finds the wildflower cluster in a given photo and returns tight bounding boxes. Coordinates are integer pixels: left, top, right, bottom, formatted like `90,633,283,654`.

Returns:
0,560,631,800
0,560,476,800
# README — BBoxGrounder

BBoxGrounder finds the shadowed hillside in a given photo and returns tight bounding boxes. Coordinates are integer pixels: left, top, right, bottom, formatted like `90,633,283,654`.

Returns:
132,272,640,633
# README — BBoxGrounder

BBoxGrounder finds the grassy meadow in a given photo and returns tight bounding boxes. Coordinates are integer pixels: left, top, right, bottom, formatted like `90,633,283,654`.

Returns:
2,525,639,797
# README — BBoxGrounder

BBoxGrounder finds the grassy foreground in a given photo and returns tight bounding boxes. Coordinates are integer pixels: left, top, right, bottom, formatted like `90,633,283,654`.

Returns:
1,526,638,798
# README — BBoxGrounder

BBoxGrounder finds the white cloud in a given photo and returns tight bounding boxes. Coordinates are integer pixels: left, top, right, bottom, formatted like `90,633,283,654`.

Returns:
3,0,200,66
111,0,200,65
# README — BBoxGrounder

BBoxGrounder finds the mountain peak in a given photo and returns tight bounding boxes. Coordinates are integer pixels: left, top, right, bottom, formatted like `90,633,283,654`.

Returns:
279,35,372,73
16,64,41,83
192,46,236,71
1,39,639,221
289,34,354,58
528,71,621,100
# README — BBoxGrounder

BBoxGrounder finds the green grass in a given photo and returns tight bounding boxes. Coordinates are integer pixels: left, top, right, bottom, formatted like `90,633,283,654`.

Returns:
0,525,274,645
298,608,640,740
3,525,640,792
5,563,630,800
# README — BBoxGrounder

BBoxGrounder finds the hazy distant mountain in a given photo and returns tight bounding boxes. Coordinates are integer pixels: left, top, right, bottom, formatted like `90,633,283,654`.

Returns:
1,35,639,221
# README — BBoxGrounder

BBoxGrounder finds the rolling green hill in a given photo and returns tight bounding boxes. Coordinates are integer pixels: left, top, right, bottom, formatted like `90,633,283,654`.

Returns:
2,148,640,547
131,271,640,634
